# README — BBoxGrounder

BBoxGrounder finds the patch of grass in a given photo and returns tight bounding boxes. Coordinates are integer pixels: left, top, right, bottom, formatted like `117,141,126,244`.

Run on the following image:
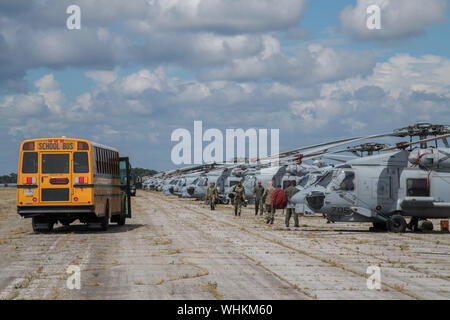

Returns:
14,279,30,289
10,226,31,235
205,282,222,300
167,248,182,255
6,291,20,300
142,236,173,246
50,286,59,300
399,244,409,251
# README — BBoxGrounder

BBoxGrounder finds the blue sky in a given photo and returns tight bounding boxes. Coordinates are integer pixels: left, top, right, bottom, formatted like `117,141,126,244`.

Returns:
0,0,449,174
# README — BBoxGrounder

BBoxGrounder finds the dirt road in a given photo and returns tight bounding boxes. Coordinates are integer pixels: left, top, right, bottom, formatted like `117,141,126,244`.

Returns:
0,189,449,299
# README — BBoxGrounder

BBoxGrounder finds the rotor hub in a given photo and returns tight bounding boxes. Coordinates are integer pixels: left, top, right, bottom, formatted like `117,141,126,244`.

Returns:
393,123,450,138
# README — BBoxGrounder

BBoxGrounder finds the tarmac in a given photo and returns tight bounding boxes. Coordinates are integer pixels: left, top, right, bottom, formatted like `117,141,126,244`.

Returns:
0,189,449,300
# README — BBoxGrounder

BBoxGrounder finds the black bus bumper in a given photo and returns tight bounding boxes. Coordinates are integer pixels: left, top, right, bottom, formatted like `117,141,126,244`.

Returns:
17,205,96,219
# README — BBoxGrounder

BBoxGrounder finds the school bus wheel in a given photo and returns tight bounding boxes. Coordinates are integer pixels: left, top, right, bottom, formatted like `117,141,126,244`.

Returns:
32,217,54,233
100,203,109,231
117,193,126,226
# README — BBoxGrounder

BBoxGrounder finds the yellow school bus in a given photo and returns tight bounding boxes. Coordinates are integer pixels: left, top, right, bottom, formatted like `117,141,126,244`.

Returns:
17,138,132,232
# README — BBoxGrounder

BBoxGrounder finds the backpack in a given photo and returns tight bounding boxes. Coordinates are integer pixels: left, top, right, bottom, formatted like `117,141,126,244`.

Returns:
271,188,288,209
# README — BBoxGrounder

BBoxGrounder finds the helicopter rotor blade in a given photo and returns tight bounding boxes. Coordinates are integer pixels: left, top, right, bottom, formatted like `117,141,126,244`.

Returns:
262,132,394,163
320,156,349,163
380,133,450,151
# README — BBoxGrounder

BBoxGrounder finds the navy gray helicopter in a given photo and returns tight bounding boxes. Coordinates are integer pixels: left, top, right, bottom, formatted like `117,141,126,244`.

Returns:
291,123,450,232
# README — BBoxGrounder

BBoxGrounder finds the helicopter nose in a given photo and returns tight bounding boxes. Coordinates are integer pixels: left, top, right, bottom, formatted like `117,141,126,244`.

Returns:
187,187,195,195
169,187,174,194
306,191,325,211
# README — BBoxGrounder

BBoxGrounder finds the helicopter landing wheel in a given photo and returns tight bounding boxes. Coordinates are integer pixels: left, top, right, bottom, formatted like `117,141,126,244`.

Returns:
388,214,407,233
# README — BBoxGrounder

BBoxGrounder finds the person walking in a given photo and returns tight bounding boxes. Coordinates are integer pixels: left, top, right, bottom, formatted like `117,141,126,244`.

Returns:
262,182,275,224
231,180,246,216
252,180,265,216
206,183,219,210
285,180,300,227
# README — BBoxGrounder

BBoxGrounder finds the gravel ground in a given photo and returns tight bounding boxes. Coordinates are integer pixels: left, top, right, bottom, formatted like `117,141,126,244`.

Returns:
0,189,449,300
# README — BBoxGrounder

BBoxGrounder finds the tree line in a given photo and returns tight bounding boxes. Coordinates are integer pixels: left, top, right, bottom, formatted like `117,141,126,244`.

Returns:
0,173,17,184
0,168,156,185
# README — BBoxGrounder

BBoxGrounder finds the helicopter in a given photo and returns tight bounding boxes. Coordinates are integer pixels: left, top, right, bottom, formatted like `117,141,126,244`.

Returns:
292,123,450,232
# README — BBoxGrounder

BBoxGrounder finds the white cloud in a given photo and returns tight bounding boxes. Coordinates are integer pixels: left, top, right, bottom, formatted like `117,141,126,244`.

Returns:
143,0,308,34
85,70,118,85
1,52,450,172
199,41,376,85
34,74,65,113
121,68,166,94
339,0,448,43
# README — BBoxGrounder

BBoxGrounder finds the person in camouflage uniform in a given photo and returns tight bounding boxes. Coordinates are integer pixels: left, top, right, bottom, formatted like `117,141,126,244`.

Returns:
206,183,219,210
231,180,245,216
252,180,265,216
285,180,300,227
262,182,275,224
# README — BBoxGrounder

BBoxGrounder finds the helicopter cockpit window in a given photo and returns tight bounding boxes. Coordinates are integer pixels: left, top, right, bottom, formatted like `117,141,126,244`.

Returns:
298,176,309,187
329,171,355,191
316,171,334,187
192,178,199,185
200,178,208,186
339,171,355,191
407,179,429,197
229,180,238,187
247,176,256,187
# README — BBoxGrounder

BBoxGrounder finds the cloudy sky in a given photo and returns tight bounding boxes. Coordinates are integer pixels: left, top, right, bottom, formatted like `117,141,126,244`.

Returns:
0,0,449,173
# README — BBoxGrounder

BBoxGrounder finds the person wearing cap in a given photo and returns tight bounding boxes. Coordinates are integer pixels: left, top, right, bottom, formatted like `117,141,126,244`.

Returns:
252,180,265,216
206,182,219,210
262,182,275,224
285,180,300,227
231,180,245,216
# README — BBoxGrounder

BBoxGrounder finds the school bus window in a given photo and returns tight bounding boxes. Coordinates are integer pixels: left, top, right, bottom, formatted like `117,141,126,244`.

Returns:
99,149,103,174
101,149,105,174
108,151,113,174
42,154,69,174
22,152,38,173
74,152,89,173
111,153,114,175
105,150,109,174
115,153,119,174
107,150,110,174
107,150,111,174
95,148,99,173
98,148,102,173
102,149,106,174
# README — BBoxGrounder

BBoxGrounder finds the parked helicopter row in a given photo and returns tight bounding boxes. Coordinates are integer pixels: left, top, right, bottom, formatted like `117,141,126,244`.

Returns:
143,123,450,233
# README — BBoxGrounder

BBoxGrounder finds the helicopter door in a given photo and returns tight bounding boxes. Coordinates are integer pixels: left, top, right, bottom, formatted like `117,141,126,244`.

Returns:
373,176,395,212
374,178,391,200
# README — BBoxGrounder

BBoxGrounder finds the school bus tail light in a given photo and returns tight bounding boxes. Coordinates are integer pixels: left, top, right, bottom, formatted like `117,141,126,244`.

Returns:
75,176,88,184
23,177,36,184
